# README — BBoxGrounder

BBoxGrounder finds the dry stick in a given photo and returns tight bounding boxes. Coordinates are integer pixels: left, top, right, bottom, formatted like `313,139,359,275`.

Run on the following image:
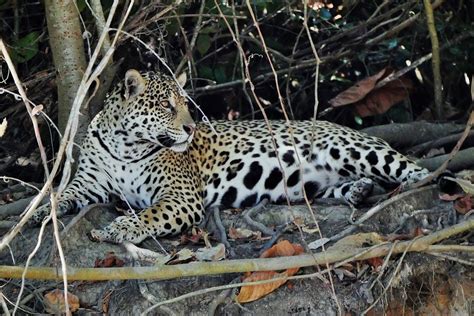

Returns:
0,291,10,316
12,214,51,315
51,195,70,314
0,41,49,178
365,0,444,47
231,2,255,118
2,218,471,282
413,111,474,188
427,252,474,267
427,245,474,252
175,0,205,76
423,0,443,119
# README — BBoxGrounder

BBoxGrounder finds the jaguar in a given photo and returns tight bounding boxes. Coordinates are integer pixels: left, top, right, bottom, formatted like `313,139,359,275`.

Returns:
31,69,429,244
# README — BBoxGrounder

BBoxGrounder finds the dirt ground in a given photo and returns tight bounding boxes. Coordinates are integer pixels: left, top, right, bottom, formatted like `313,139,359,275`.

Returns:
0,186,473,315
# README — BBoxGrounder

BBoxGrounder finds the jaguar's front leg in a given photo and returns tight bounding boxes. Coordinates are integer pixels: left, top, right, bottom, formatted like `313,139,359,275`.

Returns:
29,168,110,225
89,193,205,244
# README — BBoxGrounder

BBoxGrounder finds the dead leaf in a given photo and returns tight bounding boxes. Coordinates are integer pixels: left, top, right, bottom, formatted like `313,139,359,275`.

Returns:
229,227,261,240
95,252,124,268
439,193,465,201
236,240,304,303
237,270,294,303
167,248,195,265
181,227,204,244
366,257,384,271
328,232,385,252
454,195,473,214
301,225,320,234
329,69,387,107
329,68,413,117
44,289,79,314
123,242,170,264
102,290,113,314
260,239,304,258
195,243,226,261
354,78,413,117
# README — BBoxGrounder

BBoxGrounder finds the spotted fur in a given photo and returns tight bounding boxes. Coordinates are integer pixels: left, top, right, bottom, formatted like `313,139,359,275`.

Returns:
32,70,429,243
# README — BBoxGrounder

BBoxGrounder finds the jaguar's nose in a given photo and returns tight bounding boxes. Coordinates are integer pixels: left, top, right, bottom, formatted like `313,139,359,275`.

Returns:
183,124,196,135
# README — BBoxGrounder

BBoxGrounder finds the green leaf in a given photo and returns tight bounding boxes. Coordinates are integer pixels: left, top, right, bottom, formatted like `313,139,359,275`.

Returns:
196,34,211,56
12,32,40,63
198,65,214,80
200,25,218,34
214,66,227,83
319,8,332,21
76,0,86,12
387,38,398,49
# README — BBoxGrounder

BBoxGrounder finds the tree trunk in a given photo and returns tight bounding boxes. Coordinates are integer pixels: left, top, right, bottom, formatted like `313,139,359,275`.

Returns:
44,0,87,135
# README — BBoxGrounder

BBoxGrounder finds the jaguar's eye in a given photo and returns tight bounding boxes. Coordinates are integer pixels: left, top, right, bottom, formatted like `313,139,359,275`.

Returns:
161,101,171,109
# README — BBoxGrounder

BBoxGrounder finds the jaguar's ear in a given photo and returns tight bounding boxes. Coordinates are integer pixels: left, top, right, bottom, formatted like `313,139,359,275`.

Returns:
176,72,187,88
124,69,146,100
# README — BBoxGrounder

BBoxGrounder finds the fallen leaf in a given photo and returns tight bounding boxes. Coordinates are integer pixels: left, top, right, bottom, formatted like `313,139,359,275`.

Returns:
181,227,204,244
195,243,226,261
228,227,261,240
123,242,170,264
260,239,304,258
237,270,294,303
328,232,385,252
301,225,320,234
44,289,79,314
366,257,384,270
95,252,124,268
329,68,413,117
439,193,465,201
101,290,113,314
167,248,195,265
454,195,473,214
236,240,304,303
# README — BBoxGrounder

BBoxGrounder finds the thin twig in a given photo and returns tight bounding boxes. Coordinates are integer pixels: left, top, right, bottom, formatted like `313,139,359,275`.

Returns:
0,291,10,316
423,0,443,119
0,40,50,178
427,252,474,266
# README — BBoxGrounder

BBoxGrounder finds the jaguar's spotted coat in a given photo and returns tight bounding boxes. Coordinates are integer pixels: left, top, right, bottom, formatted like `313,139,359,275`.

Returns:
32,70,429,243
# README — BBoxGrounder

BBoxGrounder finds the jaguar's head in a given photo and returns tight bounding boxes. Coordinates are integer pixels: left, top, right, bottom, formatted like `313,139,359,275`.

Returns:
105,69,195,152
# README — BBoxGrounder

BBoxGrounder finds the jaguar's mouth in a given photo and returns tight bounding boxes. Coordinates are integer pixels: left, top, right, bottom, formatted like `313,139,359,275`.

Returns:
156,133,193,152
